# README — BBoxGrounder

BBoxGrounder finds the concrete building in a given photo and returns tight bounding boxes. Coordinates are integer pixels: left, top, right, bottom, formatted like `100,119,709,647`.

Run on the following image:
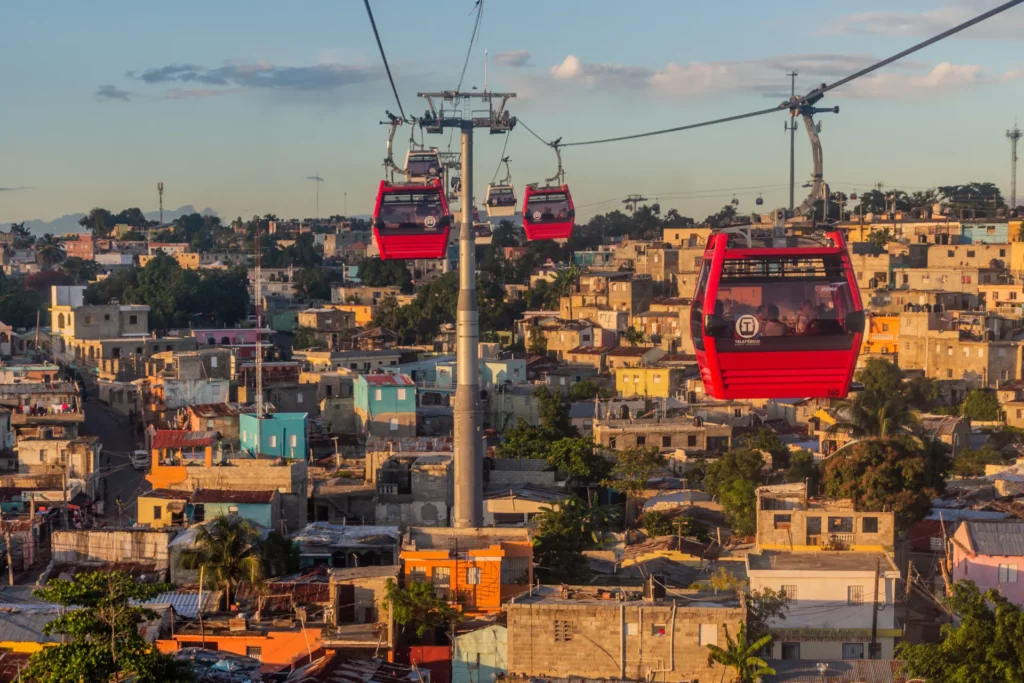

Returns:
401,527,533,616
239,413,309,460
453,623,507,683
746,550,902,661
593,416,732,453
863,313,899,356
374,452,451,527
292,349,403,372
50,285,149,342
298,308,358,350
755,483,896,551
614,365,688,398
951,520,1024,605
505,585,745,682
354,374,417,438
606,345,666,369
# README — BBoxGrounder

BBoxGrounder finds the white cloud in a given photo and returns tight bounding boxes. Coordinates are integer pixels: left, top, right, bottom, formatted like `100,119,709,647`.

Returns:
494,49,531,68
544,53,992,100
161,87,245,100
827,0,1024,39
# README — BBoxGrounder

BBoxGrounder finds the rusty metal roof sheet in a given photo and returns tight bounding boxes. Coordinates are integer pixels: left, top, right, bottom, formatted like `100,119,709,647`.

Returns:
151,430,218,450
190,489,276,505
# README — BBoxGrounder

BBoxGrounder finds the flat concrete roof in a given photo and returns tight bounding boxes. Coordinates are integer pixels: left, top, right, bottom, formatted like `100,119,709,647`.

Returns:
748,551,893,572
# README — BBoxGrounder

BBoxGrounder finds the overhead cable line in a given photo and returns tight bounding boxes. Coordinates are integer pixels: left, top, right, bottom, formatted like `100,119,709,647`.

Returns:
455,0,485,93
491,130,511,184
363,0,408,121
525,0,1024,149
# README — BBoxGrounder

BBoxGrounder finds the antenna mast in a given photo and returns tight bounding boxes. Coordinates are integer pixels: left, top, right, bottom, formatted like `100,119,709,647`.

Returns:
157,182,164,224
1008,122,1022,211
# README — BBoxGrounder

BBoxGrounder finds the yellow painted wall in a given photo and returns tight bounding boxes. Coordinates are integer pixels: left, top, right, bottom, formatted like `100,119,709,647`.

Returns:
864,314,899,355
614,366,677,398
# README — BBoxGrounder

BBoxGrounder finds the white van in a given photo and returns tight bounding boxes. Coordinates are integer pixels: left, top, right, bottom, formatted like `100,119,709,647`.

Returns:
130,450,151,471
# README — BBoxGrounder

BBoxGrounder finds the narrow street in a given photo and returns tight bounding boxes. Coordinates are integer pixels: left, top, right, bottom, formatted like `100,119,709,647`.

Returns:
80,401,150,525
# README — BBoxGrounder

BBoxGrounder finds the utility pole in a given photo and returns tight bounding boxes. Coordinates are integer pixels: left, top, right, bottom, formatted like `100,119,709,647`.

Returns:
870,556,880,658
418,90,516,528
786,71,798,212
61,461,69,531
1008,123,1022,211
1,513,13,585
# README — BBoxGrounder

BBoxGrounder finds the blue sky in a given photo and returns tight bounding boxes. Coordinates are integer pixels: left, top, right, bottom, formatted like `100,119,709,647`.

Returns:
2,0,1023,225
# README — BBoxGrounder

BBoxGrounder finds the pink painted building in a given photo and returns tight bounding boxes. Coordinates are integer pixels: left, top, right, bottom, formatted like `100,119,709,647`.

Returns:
181,327,273,360
952,520,1024,604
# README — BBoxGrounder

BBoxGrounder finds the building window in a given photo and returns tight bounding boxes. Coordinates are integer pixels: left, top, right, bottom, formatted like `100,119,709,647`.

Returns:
698,624,717,646
848,585,864,605
408,565,426,583
636,436,646,447
297,393,303,404
246,646,262,662
662,436,671,448
84,315,94,325
289,434,297,448
432,566,451,598
129,315,138,325
466,567,481,585
269,435,277,448
734,408,742,418
774,514,792,529
829,517,854,533
554,620,573,643
843,643,865,660
999,564,1018,583
781,585,797,601
153,506,162,520
687,435,697,447
862,517,879,533
228,505,239,514
501,556,531,584
653,374,661,383
967,250,976,257
947,249,954,257
782,642,801,660
398,388,407,400
609,437,617,449
374,388,383,401
651,623,667,637
389,418,399,431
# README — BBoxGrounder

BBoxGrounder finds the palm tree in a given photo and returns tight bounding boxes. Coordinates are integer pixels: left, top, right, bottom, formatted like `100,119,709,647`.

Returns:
706,624,776,683
623,326,647,347
35,233,66,270
829,387,917,438
548,264,580,317
182,515,264,608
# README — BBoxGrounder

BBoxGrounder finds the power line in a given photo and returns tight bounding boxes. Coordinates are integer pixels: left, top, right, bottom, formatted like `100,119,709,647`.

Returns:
549,0,1024,149
455,0,484,93
362,0,408,121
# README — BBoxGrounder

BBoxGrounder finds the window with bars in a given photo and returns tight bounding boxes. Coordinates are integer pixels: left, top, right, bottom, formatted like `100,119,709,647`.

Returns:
554,620,573,643
781,585,797,601
501,557,531,584
466,567,481,585
999,564,1018,583
432,566,451,598
848,585,864,605
246,646,262,661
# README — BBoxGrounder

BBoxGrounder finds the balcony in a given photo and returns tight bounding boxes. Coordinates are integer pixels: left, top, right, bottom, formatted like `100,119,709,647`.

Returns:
12,411,84,425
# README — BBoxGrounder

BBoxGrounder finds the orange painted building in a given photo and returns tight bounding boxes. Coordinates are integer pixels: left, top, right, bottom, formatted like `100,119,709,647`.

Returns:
157,628,323,673
400,527,533,615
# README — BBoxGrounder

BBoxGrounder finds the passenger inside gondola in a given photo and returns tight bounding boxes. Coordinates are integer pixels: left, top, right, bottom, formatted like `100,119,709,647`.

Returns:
407,156,441,179
379,192,445,229
488,189,516,207
713,281,853,340
527,193,569,223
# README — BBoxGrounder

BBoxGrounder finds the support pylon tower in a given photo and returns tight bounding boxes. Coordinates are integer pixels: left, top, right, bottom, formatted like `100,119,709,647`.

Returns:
417,90,516,528
1008,123,1022,211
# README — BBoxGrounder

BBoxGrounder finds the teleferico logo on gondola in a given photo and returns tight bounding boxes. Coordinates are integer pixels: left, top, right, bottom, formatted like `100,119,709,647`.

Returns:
735,314,760,339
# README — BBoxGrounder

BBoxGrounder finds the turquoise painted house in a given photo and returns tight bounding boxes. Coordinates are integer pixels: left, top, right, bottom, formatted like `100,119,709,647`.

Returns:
189,489,280,530
239,412,309,459
353,374,417,438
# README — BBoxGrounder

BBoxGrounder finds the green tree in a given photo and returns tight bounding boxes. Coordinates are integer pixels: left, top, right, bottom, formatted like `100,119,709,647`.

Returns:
358,258,413,293
535,385,577,439
293,268,333,300
706,623,775,683
704,449,767,498
58,256,99,284
568,379,614,401
527,325,547,355
546,437,612,482
293,326,323,350
951,446,1004,478
823,436,949,529
784,450,819,491
641,510,675,537
532,496,616,583
78,207,116,238
743,427,788,467
181,515,264,608
832,359,917,438
385,579,462,639
623,326,647,346
896,580,1024,682
23,571,194,683
260,530,300,577
35,233,66,270
719,479,758,536
494,419,549,460
746,588,789,644
961,389,1001,421
603,446,664,525
0,285,42,328
866,227,896,249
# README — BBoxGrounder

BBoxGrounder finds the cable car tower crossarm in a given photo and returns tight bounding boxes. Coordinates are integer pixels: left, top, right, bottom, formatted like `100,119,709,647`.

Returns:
417,90,516,529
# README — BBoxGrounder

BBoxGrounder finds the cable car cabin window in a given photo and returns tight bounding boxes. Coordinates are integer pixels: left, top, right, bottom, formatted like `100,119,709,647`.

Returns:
525,192,571,223
378,192,446,231
708,256,859,352
406,155,441,179
690,260,711,351
488,188,516,207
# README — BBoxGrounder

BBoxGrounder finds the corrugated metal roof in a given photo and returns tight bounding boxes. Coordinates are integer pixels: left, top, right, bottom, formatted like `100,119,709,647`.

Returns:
142,488,192,501
361,374,414,386
965,520,1024,556
143,590,222,619
764,659,904,682
0,609,65,643
151,430,218,450
191,489,275,504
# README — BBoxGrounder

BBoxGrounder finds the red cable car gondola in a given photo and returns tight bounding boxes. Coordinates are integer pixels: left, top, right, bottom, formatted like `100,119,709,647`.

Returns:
690,230,865,400
523,184,575,240
372,179,451,260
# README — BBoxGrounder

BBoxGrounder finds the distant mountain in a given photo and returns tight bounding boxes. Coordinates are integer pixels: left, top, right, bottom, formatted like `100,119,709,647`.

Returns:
5,205,219,237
